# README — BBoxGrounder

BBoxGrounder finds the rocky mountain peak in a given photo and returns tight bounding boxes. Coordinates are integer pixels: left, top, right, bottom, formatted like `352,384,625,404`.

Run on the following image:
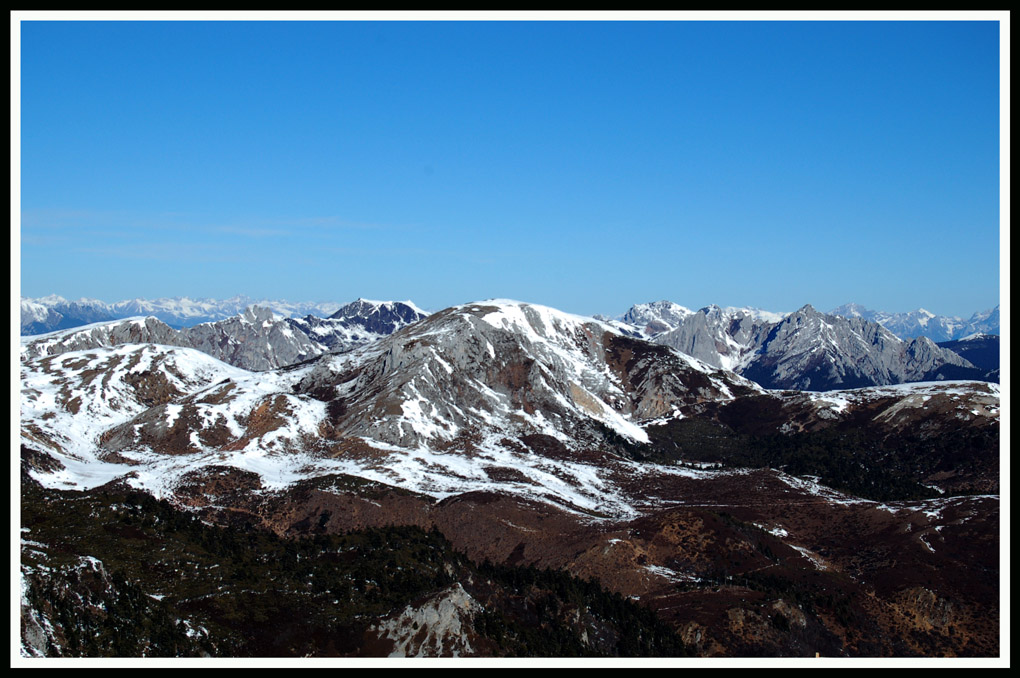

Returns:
329,299,430,335
241,305,277,324
830,302,868,317
620,300,695,337
792,304,820,317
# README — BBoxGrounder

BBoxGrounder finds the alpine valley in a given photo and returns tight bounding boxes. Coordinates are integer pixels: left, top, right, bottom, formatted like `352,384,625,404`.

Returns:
19,297,1001,659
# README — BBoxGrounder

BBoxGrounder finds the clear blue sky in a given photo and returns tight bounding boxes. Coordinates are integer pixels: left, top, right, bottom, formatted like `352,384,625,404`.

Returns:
18,18,1002,318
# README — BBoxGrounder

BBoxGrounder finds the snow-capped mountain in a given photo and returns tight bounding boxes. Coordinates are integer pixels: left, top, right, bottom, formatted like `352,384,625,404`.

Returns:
20,296,117,335
21,300,755,515
105,295,344,327
957,306,1000,338
287,299,430,352
617,302,786,341
936,334,1000,381
291,300,755,453
829,303,1000,341
327,298,429,334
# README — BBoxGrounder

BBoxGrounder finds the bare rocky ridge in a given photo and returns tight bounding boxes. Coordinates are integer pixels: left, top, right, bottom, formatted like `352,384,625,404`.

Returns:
621,300,697,337
935,334,1000,382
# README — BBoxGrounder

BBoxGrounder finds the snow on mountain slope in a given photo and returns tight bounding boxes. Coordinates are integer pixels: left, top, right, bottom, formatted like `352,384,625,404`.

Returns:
107,295,343,328
21,317,188,360
802,380,999,429
21,345,249,465
293,300,755,449
20,296,117,335
18,301,754,518
287,299,430,352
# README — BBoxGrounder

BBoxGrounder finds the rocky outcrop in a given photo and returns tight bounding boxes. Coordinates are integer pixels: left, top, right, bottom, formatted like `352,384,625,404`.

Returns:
653,305,774,371
613,302,990,391
368,583,484,657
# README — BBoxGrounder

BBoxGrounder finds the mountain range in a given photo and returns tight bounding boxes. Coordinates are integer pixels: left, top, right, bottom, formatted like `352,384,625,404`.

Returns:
614,303,995,391
21,295,999,342
20,296,999,392
20,297,1000,657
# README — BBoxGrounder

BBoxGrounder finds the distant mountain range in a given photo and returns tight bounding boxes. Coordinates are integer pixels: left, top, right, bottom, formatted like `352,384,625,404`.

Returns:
828,303,1000,342
19,295,347,335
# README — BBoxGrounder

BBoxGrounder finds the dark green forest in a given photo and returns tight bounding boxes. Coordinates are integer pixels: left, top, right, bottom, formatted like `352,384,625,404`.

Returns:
21,481,689,658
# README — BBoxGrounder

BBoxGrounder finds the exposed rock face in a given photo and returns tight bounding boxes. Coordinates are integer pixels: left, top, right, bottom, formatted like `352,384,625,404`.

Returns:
20,555,115,657
182,306,325,371
936,334,1000,381
368,583,484,657
285,299,429,353
20,301,999,508
653,305,775,371
20,317,189,361
21,311,317,371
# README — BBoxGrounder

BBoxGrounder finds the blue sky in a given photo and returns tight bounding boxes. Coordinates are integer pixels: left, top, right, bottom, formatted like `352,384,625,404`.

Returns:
17,18,1003,318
